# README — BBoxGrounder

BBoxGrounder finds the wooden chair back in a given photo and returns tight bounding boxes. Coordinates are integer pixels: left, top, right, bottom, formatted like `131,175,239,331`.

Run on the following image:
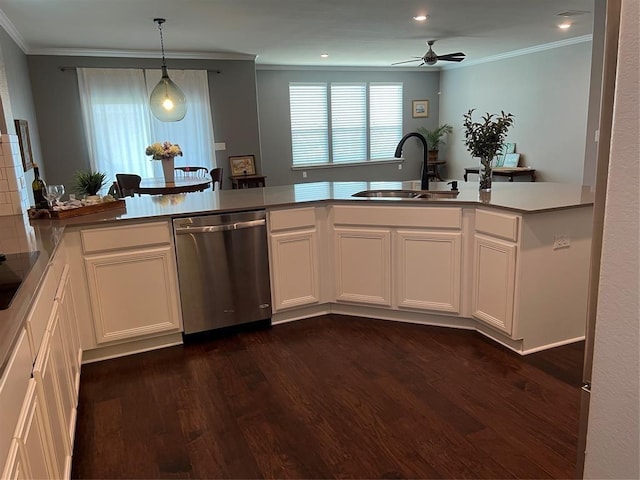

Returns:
210,167,223,191
115,174,141,197
174,166,209,178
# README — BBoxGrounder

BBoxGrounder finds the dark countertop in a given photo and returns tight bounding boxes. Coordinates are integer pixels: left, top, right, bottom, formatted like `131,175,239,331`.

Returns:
0,180,594,374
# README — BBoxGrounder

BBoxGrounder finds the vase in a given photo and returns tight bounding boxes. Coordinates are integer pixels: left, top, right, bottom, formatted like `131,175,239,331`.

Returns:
479,157,493,192
161,157,175,184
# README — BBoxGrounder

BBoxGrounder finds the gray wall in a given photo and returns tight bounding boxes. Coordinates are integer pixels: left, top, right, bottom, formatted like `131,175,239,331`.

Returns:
257,69,441,186
27,55,261,190
0,27,44,201
438,41,592,184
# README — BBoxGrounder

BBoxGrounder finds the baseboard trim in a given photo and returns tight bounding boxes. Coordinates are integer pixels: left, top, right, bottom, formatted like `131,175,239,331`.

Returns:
81,332,184,364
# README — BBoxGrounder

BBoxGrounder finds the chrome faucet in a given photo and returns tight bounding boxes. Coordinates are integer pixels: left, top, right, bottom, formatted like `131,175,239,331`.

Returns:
394,132,430,190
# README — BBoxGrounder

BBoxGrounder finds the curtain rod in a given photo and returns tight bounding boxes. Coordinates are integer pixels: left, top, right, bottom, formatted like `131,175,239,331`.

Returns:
59,66,221,74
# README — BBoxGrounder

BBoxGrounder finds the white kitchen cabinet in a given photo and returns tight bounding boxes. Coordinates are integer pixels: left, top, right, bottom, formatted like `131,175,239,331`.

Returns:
81,221,182,345
395,230,462,313
472,234,517,334
269,208,321,311
334,227,391,306
32,325,71,479
55,266,81,401
2,440,30,480
10,381,56,480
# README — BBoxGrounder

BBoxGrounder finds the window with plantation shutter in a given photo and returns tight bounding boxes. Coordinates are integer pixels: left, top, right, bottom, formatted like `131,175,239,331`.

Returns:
289,83,329,166
370,83,403,159
289,82,403,167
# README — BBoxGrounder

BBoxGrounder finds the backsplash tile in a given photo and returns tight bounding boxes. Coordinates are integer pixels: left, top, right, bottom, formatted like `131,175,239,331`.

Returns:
0,134,27,216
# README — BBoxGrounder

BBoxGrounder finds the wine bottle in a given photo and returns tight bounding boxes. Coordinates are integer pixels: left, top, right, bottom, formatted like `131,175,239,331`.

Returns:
32,164,48,209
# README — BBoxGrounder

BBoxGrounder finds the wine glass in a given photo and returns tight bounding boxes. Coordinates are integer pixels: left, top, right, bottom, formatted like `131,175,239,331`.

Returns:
46,184,65,209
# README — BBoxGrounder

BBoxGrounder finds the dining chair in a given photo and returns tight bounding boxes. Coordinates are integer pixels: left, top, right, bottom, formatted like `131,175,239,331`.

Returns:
174,166,209,178
115,174,142,197
210,167,223,191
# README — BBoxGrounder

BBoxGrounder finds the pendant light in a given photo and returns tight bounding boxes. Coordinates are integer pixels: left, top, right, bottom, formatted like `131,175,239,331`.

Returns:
149,18,187,122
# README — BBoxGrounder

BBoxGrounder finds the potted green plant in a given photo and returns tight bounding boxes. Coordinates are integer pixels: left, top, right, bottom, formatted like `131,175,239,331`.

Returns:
417,124,453,163
73,170,108,200
462,109,514,192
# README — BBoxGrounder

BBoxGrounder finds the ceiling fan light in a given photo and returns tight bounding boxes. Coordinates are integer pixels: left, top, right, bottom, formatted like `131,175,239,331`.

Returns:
149,18,187,122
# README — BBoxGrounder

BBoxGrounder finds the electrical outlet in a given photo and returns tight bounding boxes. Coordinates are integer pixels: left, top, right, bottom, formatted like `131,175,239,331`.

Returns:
553,234,571,250
398,164,403,170
302,171,307,178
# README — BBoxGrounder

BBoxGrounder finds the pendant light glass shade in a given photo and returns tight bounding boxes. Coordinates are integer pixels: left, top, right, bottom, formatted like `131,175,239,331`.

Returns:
150,66,187,121
149,19,187,122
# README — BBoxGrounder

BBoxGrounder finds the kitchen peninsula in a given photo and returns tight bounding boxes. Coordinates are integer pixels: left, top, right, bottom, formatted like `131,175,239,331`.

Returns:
1,180,593,478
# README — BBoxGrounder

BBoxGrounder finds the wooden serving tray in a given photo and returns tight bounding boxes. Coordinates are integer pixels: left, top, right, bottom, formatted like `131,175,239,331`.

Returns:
29,199,126,219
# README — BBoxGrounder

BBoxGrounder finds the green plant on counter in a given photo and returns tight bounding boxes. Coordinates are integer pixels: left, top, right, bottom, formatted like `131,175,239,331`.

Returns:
73,170,108,196
417,124,453,152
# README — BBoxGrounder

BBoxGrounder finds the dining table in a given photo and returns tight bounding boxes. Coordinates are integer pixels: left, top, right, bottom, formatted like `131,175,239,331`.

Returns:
137,177,211,195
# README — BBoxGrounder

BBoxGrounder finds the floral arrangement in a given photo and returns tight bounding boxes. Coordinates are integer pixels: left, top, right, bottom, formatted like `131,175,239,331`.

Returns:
145,141,183,160
462,110,514,161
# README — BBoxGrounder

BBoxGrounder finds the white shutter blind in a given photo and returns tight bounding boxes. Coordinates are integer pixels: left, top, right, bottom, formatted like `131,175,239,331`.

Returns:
370,83,403,159
331,83,367,163
290,83,329,166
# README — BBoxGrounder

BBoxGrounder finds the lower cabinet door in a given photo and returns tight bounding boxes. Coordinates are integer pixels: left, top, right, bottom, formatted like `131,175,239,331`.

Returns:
2,440,30,480
334,227,391,306
33,329,71,480
395,230,462,313
84,246,181,344
472,234,517,334
12,381,56,480
270,229,320,311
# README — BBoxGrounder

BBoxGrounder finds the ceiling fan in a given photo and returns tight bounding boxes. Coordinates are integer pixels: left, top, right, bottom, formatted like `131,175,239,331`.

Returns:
392,40,466,66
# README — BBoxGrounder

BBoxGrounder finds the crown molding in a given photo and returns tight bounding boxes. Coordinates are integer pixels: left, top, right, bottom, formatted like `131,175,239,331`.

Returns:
0,9,27,53
26,47,256,61
441,34,593,70
256,64,440,72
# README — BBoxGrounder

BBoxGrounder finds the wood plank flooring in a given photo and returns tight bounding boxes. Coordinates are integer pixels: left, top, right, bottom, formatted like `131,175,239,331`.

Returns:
71,315,584,479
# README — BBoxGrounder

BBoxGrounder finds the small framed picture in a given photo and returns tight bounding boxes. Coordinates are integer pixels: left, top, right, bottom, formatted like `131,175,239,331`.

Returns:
229,155,256,176
502,153,521,168
14,119,34,172
412,100,429,118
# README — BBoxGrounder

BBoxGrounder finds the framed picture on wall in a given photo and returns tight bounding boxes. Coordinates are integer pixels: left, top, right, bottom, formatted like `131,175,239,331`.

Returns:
14,119,34,172
229,155,256,176
412,100,429,118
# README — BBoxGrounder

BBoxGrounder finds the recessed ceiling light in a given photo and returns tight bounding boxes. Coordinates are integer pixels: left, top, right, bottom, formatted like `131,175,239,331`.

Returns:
413,15,428,21
558,22,572,29
320,53,329,58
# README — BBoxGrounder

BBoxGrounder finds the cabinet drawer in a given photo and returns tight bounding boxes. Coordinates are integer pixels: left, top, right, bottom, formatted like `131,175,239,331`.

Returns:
475,209,520,242
25,267,58,361
333,205,461,229
81,221,171,254
269,208,316,232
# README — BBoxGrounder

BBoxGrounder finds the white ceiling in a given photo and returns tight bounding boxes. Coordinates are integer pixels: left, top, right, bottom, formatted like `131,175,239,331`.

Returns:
0,0,594,68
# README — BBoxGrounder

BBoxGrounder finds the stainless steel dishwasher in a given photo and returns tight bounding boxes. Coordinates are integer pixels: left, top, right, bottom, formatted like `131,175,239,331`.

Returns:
173,210,271,334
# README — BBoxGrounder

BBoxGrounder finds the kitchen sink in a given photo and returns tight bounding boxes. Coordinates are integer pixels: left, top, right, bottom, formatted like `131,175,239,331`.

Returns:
352,189,421,198
352,189,460,199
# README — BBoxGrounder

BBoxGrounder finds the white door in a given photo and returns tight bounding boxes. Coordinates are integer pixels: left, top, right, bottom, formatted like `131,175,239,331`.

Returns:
334,227,391,306
472,234,517,334
270,229,320,311
84,246,182,344
395,230,462,313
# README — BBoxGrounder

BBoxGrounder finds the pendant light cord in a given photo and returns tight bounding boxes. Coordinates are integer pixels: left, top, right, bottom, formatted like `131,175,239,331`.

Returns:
155,18,167,69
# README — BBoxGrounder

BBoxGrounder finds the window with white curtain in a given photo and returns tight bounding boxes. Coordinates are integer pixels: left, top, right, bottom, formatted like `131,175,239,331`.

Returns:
77,68,216,188
289,82,403,167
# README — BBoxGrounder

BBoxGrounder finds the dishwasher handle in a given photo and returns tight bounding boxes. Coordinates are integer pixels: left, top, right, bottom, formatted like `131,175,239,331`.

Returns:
174,218,265,234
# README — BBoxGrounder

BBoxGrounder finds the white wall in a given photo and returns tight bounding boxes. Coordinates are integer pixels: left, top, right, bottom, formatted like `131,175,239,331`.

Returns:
584,0,640,477
438,41,592,184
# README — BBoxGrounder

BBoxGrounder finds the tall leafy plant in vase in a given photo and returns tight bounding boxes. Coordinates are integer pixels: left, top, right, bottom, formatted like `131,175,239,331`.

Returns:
463,110,514,192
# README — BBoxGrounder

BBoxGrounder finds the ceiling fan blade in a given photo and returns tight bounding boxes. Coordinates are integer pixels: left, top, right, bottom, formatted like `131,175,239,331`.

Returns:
437,53,466,62
391,59,423,65
438,52,465,58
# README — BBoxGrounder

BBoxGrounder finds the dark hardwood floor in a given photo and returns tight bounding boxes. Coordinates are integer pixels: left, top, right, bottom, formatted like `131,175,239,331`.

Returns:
71,315,584,479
